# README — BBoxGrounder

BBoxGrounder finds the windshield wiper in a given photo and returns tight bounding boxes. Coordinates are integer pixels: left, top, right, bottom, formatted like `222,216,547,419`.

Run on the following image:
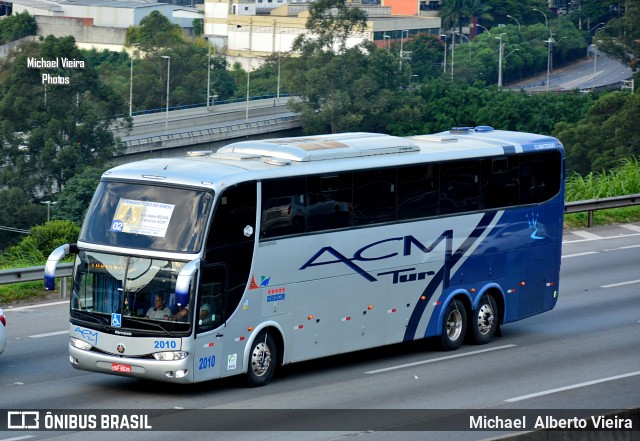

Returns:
70,310,109,332
124,316,176,337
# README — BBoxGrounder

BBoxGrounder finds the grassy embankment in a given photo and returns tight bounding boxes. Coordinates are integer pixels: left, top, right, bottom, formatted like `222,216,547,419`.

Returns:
2,159,639,304
564,158,640,227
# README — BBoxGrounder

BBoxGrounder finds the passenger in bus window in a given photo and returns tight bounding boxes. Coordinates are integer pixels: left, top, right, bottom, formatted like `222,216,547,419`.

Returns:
145,293,171,320
199,303,212,325
172,304,190,322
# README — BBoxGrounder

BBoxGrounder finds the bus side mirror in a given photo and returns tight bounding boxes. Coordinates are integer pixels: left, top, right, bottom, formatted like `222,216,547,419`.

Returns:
44,243,77,290
175,259,201,306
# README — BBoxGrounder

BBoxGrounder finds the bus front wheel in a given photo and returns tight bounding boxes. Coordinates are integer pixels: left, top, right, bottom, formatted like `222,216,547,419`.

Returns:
440,299,466,350
470,294,498,345
246,330,277,387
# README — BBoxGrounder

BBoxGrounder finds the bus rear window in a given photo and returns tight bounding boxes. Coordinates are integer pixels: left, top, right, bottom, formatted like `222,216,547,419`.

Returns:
79,182,213,253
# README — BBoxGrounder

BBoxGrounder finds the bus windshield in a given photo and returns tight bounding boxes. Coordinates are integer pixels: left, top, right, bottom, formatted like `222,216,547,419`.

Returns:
71,251,193,334
79,181,213,253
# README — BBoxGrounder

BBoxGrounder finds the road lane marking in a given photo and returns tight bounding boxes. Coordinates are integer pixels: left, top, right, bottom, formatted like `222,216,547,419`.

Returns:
601,279,640,289
570,230,602,240
6,300,68,312
28,330,68,339
620,224,640,233
608,244,640,251
561,251,598,259
563,232,640,244
505,371,640,402
365,345,516,374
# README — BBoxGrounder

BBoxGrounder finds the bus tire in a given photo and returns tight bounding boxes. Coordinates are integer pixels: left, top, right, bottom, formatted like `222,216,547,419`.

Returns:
440,299,466,350
246,330,277,387
470,294,498,345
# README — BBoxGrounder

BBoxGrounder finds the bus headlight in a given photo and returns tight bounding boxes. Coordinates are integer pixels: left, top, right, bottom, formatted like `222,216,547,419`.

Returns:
153,351,189,361
69,337,92,351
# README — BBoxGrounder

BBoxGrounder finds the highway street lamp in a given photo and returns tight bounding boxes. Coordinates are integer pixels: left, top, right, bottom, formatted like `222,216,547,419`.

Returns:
399,30,409,64
383,34,391,52
503,48,520,86
275,51,281,104
532,8,548,28
161,55,171,132
440,34,447,74
206,37,213,111
591,43,598,91
495,34,505,87
451,32,455,80
128,43,140,117
244,54,251,121
455,32,471,61
475,24,490,38
41,201,57,222
506,15,521,32
544,34,554,91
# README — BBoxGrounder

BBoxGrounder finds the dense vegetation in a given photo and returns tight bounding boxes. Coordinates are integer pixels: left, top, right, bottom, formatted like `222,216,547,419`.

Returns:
1,0,639,275
0,11,37,44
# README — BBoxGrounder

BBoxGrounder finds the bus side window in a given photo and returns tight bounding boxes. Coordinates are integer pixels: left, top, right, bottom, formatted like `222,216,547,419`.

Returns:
440,160,481,214
207,183,256,248
197,267,224,333
519,152,561,204
482,157,519,209
260,177,306,238
307,173,353,232
353,168,396,225
397,164,439,220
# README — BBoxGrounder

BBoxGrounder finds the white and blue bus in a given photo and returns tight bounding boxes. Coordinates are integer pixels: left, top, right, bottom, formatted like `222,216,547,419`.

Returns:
45,127,564,385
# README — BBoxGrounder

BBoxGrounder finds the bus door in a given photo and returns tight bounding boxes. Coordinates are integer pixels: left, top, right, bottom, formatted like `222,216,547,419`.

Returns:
200,182,257,380
192,264,226,382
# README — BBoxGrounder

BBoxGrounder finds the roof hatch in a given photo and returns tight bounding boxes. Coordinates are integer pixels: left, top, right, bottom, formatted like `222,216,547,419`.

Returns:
217,132,420,162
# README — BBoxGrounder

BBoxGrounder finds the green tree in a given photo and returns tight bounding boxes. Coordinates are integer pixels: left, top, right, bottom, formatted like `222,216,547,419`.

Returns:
593,0,640,72
193,18,204,38
554,92,640,175
289,42,404,134
289,0,407,133
55,166,107,226
0,188,46,250
0,11,37,43
292,0,367,54
399,33,445,80
0,36,127,201
2,220,79,266
440,0,493,32
127,11,184,50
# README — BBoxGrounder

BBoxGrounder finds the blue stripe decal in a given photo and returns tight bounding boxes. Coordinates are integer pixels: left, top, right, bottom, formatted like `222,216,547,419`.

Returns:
503,145,516,155
403,211,497,341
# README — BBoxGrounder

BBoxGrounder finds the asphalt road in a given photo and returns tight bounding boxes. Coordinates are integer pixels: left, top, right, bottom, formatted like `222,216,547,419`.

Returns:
1,223,639,441
507,52,632,92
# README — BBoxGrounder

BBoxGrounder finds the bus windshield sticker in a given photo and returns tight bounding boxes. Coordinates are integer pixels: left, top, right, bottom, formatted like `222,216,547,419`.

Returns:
110,198,175,238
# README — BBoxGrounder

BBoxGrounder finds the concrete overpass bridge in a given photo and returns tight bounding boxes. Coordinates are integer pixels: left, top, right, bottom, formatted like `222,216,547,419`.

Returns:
112,97,302,163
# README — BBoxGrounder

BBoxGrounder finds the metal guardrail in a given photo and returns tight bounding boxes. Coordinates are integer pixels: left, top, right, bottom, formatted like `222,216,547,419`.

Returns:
0,262,73,298
565,193,640,228
1,194,639,295
123,115,302,154
128,94,294,117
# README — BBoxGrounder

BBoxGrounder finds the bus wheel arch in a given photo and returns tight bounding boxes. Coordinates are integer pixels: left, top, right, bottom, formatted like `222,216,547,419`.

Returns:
439,297,468,351
244,325,284,387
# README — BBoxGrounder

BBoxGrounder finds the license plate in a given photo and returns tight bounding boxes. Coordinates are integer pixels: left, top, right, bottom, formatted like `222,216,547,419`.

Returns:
111,363,132,373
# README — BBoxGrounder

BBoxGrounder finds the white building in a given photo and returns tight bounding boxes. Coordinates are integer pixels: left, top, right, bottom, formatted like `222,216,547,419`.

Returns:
204,0,441,70
13,0,201,29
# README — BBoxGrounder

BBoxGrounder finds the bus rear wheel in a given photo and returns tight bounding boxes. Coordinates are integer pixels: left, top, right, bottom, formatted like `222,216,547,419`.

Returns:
246,331,277,387
470,294,498,345
440,299,466,350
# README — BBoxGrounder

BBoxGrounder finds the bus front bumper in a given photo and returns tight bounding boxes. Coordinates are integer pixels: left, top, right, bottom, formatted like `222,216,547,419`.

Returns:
69,344,194,383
